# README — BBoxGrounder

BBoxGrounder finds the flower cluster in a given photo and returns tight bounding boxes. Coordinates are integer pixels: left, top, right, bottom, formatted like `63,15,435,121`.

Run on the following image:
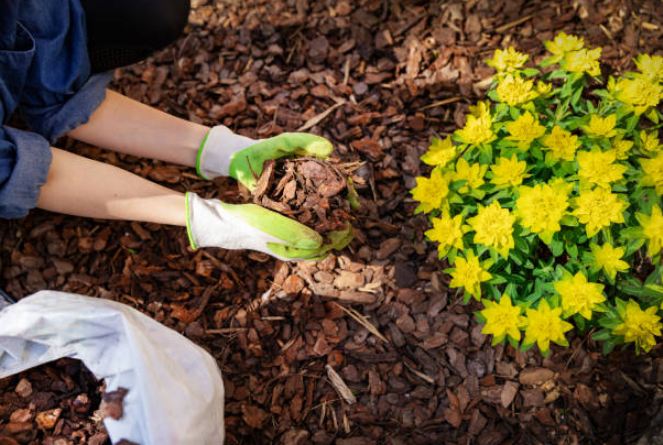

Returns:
412,34,663,355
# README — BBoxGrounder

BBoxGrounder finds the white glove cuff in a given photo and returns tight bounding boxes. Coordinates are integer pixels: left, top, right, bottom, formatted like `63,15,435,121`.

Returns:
185,193,283,254
186,192,230,249
196,125,257,180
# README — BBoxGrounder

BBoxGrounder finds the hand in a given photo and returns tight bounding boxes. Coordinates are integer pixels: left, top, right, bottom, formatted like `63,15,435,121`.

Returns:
185,192,330,261
196,126,333,190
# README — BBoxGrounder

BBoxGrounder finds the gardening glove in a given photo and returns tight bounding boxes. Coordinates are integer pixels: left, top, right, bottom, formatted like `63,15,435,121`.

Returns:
185,192,328,261
196,125,334,190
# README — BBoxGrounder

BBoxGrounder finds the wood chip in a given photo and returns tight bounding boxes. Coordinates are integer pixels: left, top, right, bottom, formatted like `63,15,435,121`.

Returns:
325,365,356,405
296,101,345,132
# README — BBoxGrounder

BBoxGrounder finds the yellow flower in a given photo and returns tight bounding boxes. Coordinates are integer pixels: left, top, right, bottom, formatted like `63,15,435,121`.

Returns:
480,294,526,344
589,243,629,281
496,75,538,106
582,114,617,138
452,158,486,193
515,182,569,244
468,201,515,258
577,150,626,188
536,81,552,96
612,138,633,160
505,112,546,149
549,177,575,196
640,130,662,154
523,299,573,354
449,251,492,301
636,206,663,257
426,213,464,257
542,126,580,161
634,53,663,82
544,32,585,58
613,300,662,353
573,188,627,237
456,110,495,146
609,76,663,115
421,136,456,167
469,100,491,119
411,168,449,214
490,156,529,188
641,152,663,194
487,47,529,73
554,272,606,319
563,48,602,76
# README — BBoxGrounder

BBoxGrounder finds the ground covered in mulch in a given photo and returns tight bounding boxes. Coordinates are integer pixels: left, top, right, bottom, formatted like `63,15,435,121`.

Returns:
2,0,663,444
0,359,108,445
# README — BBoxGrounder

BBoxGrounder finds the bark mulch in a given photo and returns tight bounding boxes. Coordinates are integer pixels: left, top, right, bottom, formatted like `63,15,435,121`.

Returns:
248,158,354,237
2,0,663,444
0,359,108,445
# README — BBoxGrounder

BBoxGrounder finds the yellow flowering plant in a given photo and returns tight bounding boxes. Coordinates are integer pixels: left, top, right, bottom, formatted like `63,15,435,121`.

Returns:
412,33,663,356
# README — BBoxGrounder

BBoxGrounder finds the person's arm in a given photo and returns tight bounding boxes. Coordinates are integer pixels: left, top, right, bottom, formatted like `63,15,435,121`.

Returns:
37,148,329,260
37,147,186,225
67,90,333,189
67,90,209,167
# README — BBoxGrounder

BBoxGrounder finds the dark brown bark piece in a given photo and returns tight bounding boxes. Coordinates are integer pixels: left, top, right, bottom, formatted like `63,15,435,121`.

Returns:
250,158,352,236
100,387,129,420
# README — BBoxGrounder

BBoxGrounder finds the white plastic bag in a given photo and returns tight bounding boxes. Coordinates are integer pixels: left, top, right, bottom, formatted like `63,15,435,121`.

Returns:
0,290,225,445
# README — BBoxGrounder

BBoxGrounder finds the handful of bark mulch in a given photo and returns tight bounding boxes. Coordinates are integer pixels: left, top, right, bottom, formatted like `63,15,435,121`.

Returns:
0,359,132,445
249,158,355,238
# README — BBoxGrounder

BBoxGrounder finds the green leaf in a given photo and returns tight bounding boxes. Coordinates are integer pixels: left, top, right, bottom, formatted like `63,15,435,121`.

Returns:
486,284,501,300
602,339,619,355
550,238,564,257
571,86,584,108
560,215,579,227
625,114,640,133
592,329,613,341
504,282,518,298
521,68,541,77
520,341,535,353
645,266,662,285
489,275,508,285
645,108,660,124
573,314,587,332
507,336,521,349
565,242,579,259
548,69,567,80
619,282,663,300
509,250,524,266
347,178,361,210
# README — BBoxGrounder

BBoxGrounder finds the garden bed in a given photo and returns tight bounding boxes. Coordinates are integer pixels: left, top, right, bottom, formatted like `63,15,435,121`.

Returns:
1,0,662,444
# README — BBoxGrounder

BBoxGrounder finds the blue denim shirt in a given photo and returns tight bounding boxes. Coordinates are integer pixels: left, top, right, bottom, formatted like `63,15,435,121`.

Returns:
0,0,111,218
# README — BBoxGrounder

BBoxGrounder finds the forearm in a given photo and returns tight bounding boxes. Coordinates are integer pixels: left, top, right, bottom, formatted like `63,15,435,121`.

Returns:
37,147,186,226
67,90,209,167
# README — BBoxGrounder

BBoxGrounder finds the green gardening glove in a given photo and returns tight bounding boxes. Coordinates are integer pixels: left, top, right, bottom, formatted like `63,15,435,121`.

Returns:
185,192,331,261
196,126,333,190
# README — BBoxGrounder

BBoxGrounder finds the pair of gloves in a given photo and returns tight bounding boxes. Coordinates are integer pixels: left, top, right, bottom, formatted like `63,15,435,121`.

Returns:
187,127,341,261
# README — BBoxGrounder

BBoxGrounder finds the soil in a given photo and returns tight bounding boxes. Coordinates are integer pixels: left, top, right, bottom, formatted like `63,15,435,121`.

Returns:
1,0,662,444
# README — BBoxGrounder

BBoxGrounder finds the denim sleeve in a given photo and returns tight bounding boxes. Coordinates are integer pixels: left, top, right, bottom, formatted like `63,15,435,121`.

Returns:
16,0,113,142
20,72,112,143
0,126,51,218
0,4,52,219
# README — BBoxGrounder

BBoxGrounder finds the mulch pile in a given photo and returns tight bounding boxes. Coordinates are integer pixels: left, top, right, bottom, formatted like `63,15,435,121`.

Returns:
1,0,662,444
0,359,108,445
249,158,353,236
